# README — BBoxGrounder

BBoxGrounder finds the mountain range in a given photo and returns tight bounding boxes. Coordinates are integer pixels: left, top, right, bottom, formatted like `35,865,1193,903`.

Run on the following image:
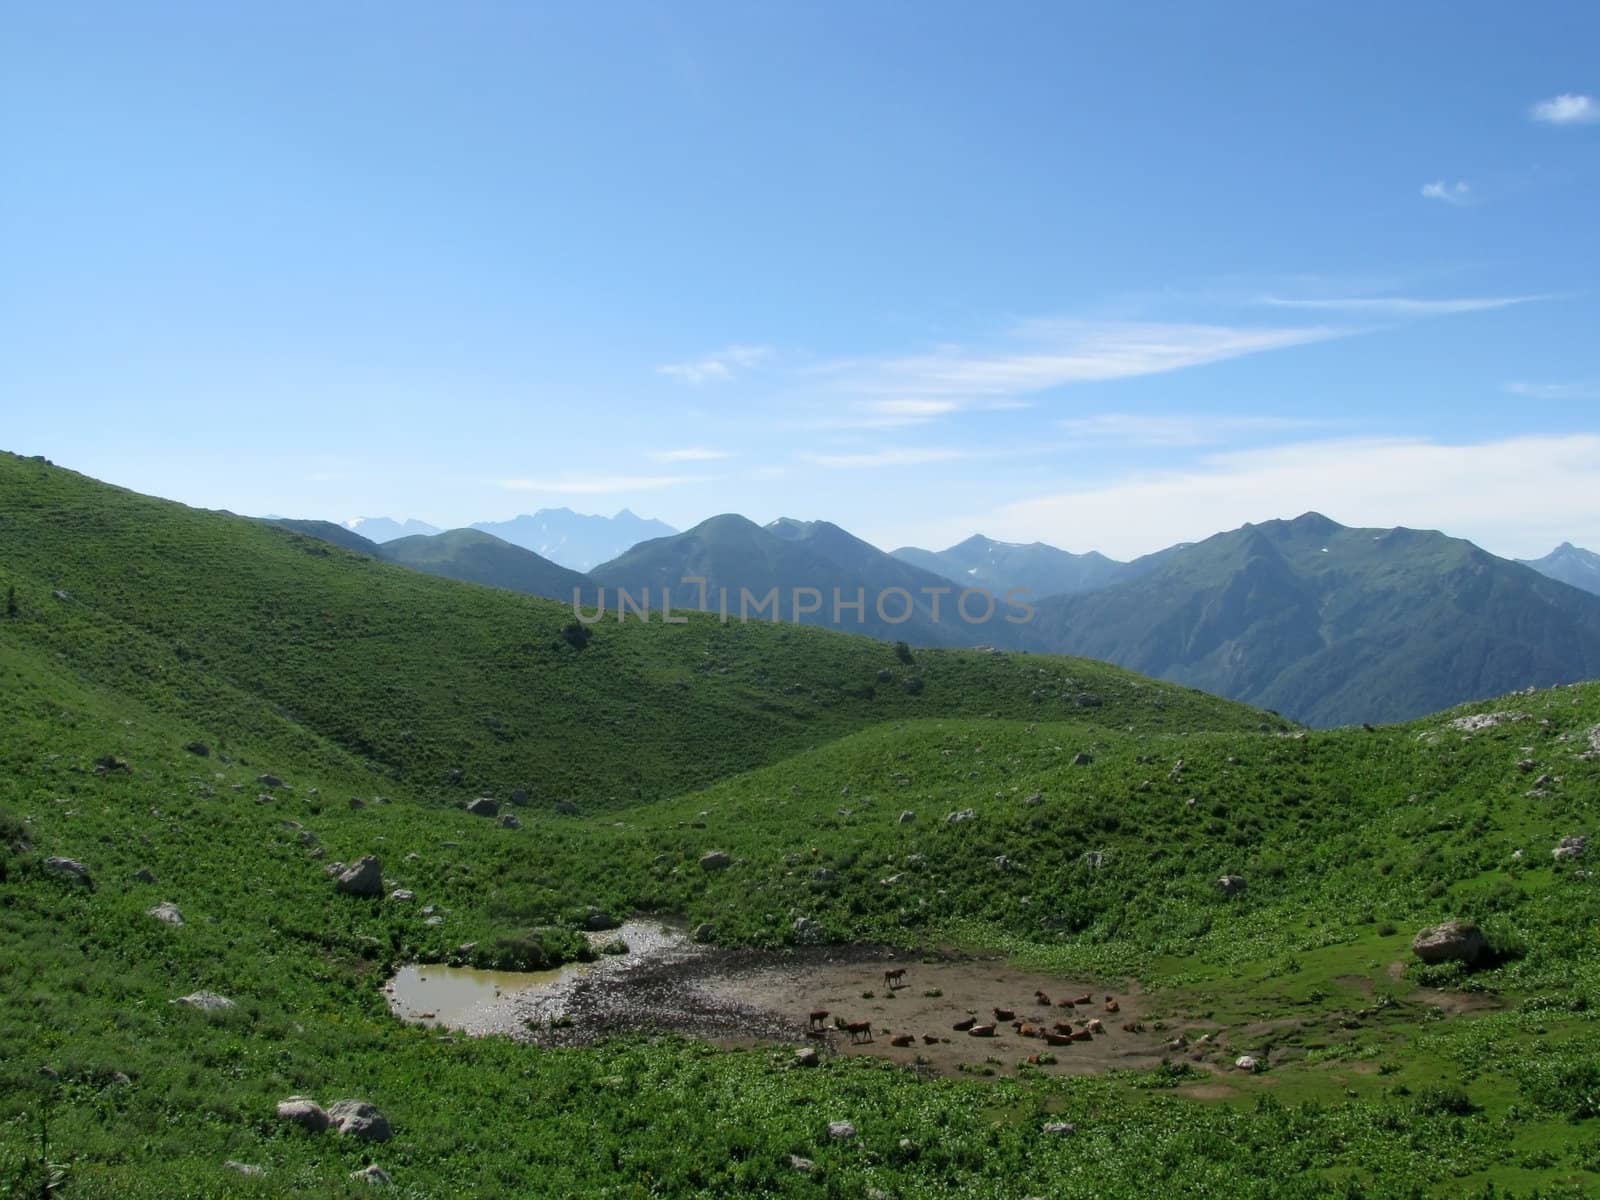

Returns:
471,507,677,571
1519,542,1600,597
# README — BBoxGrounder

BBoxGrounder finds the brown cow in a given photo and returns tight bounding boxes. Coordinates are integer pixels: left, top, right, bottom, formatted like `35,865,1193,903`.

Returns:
1016,1022,1042,1039
1121,1021,1144,1034
1069,1028,1093,1042
1104,999,1120,1014
808,1010,830,1030
883,967,907,989
952,1016,977,1032
1073,994,1092,1006
1052,1021,1075,1035
1087,1018,1105,1034
1043,1031,1073,1046
1034,990,1052,1006
968,1023,997,1037
845,1020,873,1044
922,1034,940,1045
889,1033,915,1047
993,1007,1015,1022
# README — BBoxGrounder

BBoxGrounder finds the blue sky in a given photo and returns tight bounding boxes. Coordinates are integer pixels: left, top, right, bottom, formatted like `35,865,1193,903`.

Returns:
3,1,1597,558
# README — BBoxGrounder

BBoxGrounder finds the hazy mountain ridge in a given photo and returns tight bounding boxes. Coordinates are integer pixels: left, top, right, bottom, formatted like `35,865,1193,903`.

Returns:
471,507,677,571
1519,541,1600,596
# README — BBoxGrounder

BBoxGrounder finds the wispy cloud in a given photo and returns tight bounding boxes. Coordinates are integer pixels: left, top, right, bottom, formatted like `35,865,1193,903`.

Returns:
978,434,1600,560
657,344,771,384
1505,380,1600,401
648,446,731,462
1056,412,1333,447
1258,293,1549,316
1530,93,1599,125
800,447,967,469
499,473,711,494
840,322,1344,401
1421,180,1472,206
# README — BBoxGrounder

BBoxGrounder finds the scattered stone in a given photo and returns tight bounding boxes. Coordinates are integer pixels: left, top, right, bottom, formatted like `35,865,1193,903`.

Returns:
94,755,132,775
1215,875,1247,898
173,991,235,1011
881,872,904,886
898,810,916,824
328,1099,392,1143
389,889,415,902
348,796,366,810
789,1155,815,1174
582,906,618,931
700,850,732,871
334,855,384,898
1071,752,1093,766
1235,1055,1260,1072
828,1120,857,1139
1081,849,1110,869
224,1161,265,1177
298,830,318,846
52,589,71,602
257,774,284,788
509,789,529,807
424,915,444,927
792,916,825,944
44,857,94,888
350,1165,392,1186
497,813,522,830
183,741,210,757
692,922,715,943
993,855,1014,871
1023,792,1043,806
148,901,185,927
1042,1121,1076,1135
1074,692,1102,707
1412,920,1488,965
323,861,348,878
132,867,157,884
812,867,836,882
795,1047,819,1068
945,808,976,824
1554,835,1587,861
1517,758,1536,772
276,1096,329,1132
554,799,579,815
465,797,499,817
876,667,893,683
1448,712,1523,734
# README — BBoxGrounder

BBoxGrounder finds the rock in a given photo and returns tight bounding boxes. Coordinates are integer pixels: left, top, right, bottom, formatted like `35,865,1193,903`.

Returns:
348,796,366,810
1215,875,1247,898
812,867,836,882
1074,692,1102,707
257,774,284,789
509,789,530,807
183,741,210,757
1589,723,1600,753
224,1161,265,1177
876,667,893,683
1412,920,1488,965
1071,752,1093,766
298,830,318,846
389,889,415,902
424,915,443,927
582,906,618,931
1554,835,1587,861
276,1096,329,1132
792,916,825,944
1517,758,1537,772
945,808,976,824
1448,712,1522,734
174,991,235,1011
148,901,185,927
466,797,499,817
828,1120,857,1139
692,922,715,943
554,799,578,815
898,810,916,824
93,754,132,775
789,1155,815,1174
132,867,157,884
1235,1055,1259,1072
445,767,465,784
1042,1121,1076,1135
350,1165,392,1186
328,1099,392,1143
323,861,348,878
496,813,522,830
1023,792,1043,806
993,855,1014,871
700,850,732,871
52,589,70,602
335,855,384,898
1081,849,1110,869
44,857,94,888
795,1047,819,1068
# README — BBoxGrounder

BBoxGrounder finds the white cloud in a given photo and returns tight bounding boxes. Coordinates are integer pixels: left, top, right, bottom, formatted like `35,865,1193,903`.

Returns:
1259,293,1548,316
1056,412,1333,447
842,322,1344,401
974,434,1600,560
1530,93,1600,125
498,473,712,494
1421,180,1472,206
800,447,967,469
648,446,731,462
1505,380,1600,401
657,344,771,384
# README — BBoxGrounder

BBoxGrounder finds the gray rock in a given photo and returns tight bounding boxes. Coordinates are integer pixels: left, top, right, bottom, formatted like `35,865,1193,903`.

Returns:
1411,920,1488,965
1042,1121,1076,1135
700,850,732,871
945,808,976,824
554,799,579,815
466,797,499,817
132,867,157,884
257,774,284,789
692,922,716,943
789,1155,815,1174
148,901,185,927
224,1161,265,1177
335,855,384,898
812,867,836,882
389,889,416,902
509,789,529,807
497,813,522,830
1023,792,1043,806
328,1099,392,1143
582,906,618,931
276,1096,329,1132
1074,692,1102,707
993,855,1014,871
44,857,94,888
828,1120,857,1139
898,809,916,824
323,861,348,878
173,991,235,1011
792,916,825,944
183,741,210,757
795,1047,819,1068
1554,835,1587,861
1235,1055,1260,1072
350,1165,392,1186
1071,752,1093,766
1215,875,1247,898
1081,849,1110,869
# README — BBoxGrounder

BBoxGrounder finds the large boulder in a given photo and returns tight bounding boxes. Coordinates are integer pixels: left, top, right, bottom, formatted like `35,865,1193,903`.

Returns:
276,1096,329,1132
328,1099,392,1143
792,916,825,944
351,1165,392,1186
174,991,235,1011
148,901,185,926
1412,920,1488,965
699,850,732,871
1554,835,1587,861
466,797,499,817
44,857,94,889
335,856,384,898
1215,875,1247,898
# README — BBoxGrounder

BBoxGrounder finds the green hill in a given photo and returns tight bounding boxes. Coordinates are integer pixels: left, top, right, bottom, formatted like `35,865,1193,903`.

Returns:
377,527,593,603
1026,513,1600,727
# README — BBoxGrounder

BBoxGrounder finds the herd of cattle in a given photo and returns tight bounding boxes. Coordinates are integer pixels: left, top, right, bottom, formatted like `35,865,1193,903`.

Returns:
805,969,1142,1051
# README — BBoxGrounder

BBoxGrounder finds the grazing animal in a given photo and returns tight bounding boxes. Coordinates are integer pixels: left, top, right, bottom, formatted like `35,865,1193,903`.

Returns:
1056,998,1075,1008
1043,1032,1073,1046
845,1020,873,1044
922,1034,940,1045
968,1023,997,1038
1104,999,1120,1014
1034,990,1052,1006
1073,994,1092,1005
1053,1021,1075,1035
883,967,907,989
1016,1022,1042,1039
1121,1021,1144,1034
1069,1028,1093,1042
992,1007,1015,1022
808,1010,829,1030
889,1033,915,1047
1087,1018,1105,1034
952,1016,977,1032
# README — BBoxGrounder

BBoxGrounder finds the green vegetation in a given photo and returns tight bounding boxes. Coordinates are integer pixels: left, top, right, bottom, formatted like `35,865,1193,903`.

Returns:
2,453,1600,1197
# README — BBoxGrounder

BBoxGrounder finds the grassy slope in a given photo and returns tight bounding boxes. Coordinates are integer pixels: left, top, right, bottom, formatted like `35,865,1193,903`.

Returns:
376,528,593,602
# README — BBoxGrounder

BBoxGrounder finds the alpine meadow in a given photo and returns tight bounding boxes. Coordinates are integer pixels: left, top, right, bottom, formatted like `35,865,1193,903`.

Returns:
5,4,1600,1198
